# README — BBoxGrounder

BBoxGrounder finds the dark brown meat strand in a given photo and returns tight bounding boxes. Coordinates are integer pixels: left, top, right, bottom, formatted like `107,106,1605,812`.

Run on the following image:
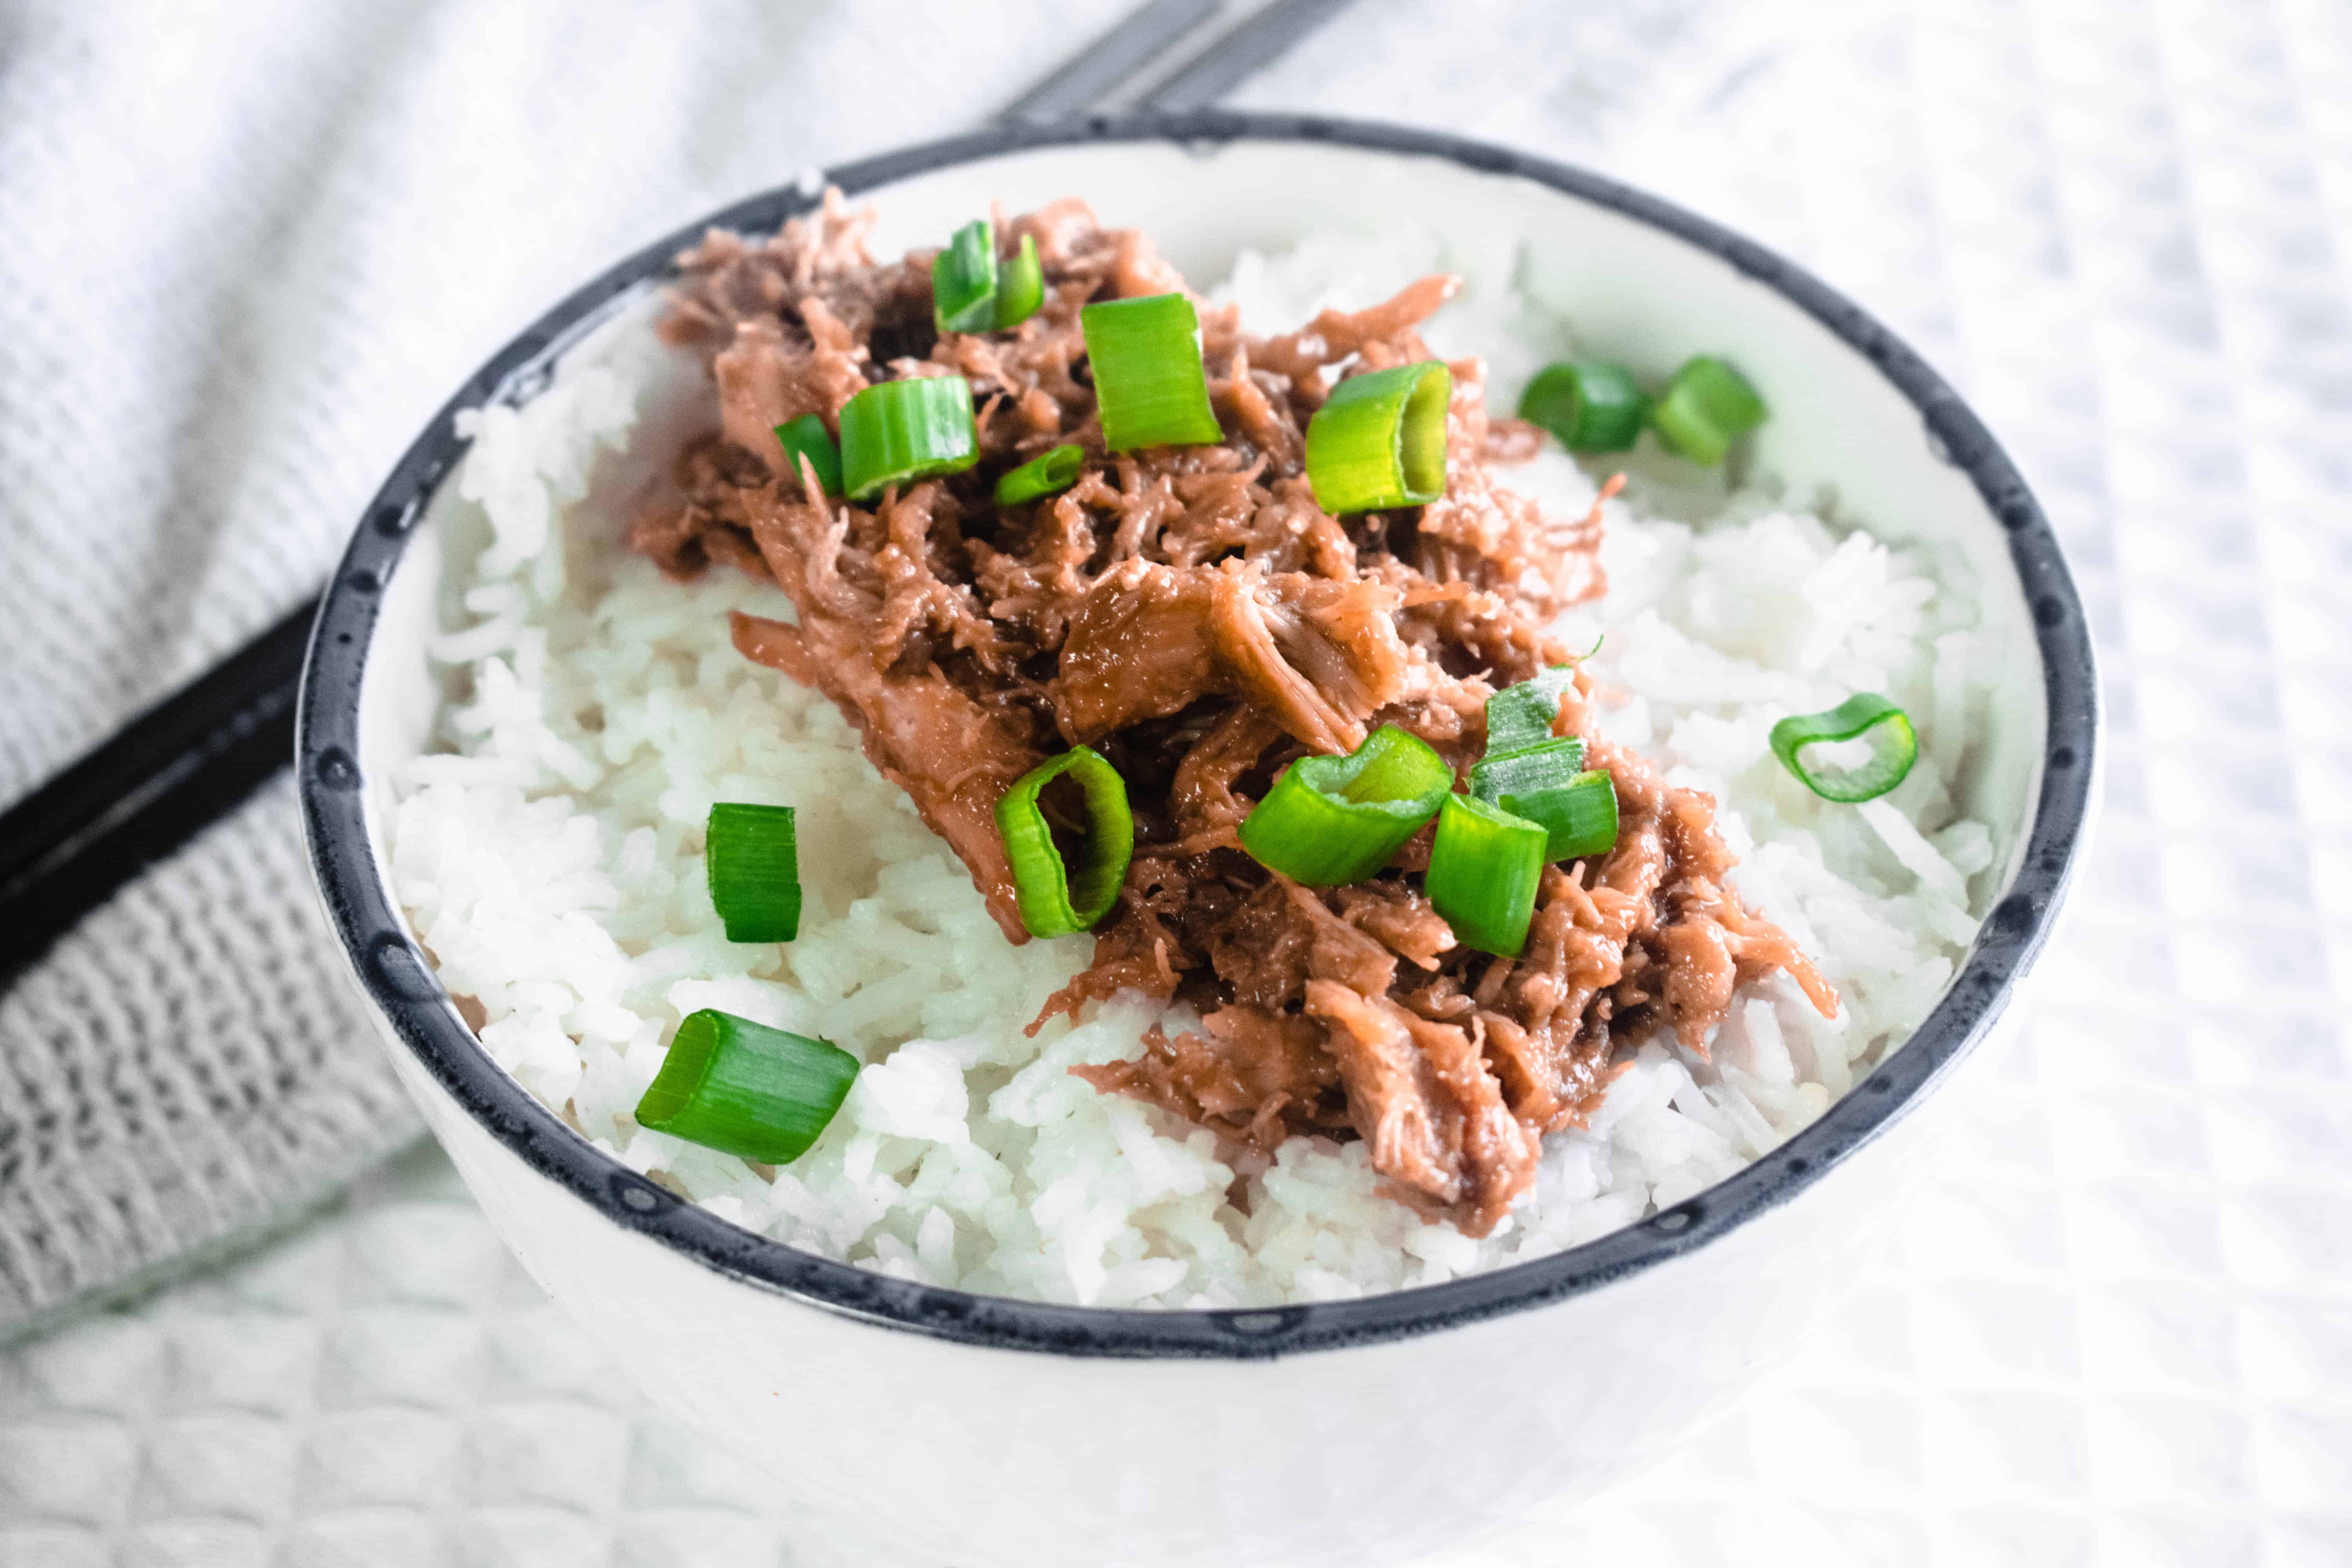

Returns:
631,191,1837,1235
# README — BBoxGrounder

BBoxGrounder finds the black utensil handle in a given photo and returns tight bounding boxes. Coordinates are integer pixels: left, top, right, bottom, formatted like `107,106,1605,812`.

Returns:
1000,0,1218,123
1135,0,1359,112
0,595,316,978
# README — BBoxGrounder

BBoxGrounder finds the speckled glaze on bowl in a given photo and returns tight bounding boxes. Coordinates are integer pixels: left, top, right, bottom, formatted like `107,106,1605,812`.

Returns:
299,113,2097,1568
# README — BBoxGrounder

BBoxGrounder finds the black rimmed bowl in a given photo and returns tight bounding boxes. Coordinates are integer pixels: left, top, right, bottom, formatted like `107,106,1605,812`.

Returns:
300,112,2096,1568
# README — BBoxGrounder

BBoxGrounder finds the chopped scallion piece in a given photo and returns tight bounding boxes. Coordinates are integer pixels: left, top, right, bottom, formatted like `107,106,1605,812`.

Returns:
1079,293,1223,452
932,219,999,334
1303,360,1453,514
772,415,842,498
993,232,1044,330
1649,355,1766,465
634,1008,857,1164
1238,724,1451,886
837,376,980,500
1519,361,1645,452
706,803,801,942
994,443,1084,507
1425,793,1548,958
996,746,1135,938
1499,769,1619,863
1769,693,1918,803
933,219,1043,334
1467,667,1618,863
1469,737,1586,803
1484,666,1579,753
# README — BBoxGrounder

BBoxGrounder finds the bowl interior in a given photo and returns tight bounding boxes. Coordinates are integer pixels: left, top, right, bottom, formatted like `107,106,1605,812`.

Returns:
319,120,2090,1357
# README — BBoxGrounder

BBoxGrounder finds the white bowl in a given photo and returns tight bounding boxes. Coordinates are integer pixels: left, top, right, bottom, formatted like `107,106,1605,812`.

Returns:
300,113,2098,1568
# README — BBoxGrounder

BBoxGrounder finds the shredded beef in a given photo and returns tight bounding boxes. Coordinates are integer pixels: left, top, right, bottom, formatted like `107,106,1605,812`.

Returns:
632,189,1837,1236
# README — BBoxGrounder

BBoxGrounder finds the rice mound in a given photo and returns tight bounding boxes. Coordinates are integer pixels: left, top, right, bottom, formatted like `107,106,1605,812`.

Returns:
392,229,1994,1308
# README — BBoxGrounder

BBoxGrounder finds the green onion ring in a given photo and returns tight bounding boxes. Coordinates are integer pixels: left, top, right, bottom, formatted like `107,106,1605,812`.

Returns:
993,444,1084,507
837,376,980,501
1238,725,1451,887
635,1009,858,1165
993,232,1044,330
1499,769,1619,863
1425,793,1549,958
932,218,999,334
1469,737,1587,804
1769,693,1918,803
995,746,1135,938
1483,665,1579,754
1519,361,1646,452
706,802,801,943
771,415,842,498
1080,293,1224,452
1468,668,1616,863
1303,360,1453,514
1648,355,1767,466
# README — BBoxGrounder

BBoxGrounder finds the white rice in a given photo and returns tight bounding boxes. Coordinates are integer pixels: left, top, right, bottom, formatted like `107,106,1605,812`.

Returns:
391,229,1994,1308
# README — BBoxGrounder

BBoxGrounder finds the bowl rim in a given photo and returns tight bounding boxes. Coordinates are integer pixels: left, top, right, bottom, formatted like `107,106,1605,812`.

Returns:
298,108,2098,1360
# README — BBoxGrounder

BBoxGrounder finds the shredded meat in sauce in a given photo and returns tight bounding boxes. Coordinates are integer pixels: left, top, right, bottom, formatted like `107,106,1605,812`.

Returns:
632,191,1838,1236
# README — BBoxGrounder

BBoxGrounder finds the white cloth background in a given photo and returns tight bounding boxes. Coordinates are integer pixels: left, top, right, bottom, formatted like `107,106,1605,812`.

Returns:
2,0,2348,1562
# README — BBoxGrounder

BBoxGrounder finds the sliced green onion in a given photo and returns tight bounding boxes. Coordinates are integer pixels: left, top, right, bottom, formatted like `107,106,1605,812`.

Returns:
706,803,801,942
1468,667,1615,862
1238,725,1450,887
772,414,842,497
635,1008,857,1164
1079,293,1223,452
1499,769,1619,863
1648,355,1766,465
995,746,1135,938
933,219,999,334
1519,361,1646,452
935,220,1043,335
993,232,1044,330
1484,666,1579,753
838,376,980,500
1303,360,1453,514
1469,737,1586,802
1425,793,1548,958
994,443,1084,506
1769,693,1918,803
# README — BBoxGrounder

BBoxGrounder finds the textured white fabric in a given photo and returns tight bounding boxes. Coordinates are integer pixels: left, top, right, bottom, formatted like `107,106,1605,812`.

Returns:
0,0,1131,1334
0,778,414,1336
5,0,2352,1561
